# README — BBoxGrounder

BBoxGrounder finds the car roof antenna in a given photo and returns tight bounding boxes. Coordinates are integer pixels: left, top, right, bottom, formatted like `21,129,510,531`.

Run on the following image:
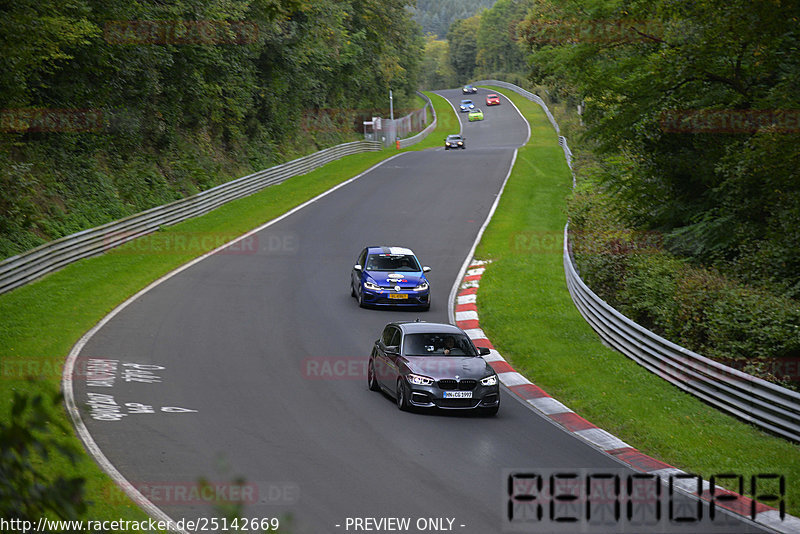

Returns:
415,317,421,322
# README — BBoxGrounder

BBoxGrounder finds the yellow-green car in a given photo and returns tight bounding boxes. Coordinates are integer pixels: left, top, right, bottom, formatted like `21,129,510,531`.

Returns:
468,108,484,121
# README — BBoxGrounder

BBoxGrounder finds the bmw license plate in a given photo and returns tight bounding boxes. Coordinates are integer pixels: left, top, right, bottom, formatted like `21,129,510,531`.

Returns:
443,391,472,399
389,294,408,299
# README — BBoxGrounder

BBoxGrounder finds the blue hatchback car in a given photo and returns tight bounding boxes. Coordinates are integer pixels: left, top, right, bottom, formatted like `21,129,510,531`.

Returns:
351,246,431,310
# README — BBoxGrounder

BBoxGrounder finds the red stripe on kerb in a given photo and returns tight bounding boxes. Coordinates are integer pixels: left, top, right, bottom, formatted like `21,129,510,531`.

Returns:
509,383,550,399
490,361,515,374
549,412,596,432
472,338,495,350
456,320,480,330
614,449,673,473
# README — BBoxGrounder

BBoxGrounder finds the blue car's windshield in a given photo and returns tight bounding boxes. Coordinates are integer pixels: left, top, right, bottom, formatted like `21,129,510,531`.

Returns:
403,333,477,357
366,254,421,272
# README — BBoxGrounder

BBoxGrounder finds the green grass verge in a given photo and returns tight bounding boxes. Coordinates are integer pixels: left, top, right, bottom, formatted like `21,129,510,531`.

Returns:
475,86,800,514
397,92,459,151
0,91,455,529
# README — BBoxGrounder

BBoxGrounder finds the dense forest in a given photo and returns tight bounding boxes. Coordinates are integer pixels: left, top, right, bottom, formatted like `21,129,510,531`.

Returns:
521,0,800,383
0,0,422,259
521,0,800,297
418,0,532,89
416,0,800,384
411,0,497,38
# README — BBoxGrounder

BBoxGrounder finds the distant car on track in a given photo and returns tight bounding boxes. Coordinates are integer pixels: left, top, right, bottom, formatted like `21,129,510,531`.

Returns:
351,246,431,310
462,84,478,94
459,99,475,112
486,93,501,106
368,320,500,415
468,108,484,122
444,134,465,150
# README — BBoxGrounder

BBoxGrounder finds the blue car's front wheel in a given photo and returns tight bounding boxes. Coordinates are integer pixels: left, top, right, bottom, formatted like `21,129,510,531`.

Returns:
358,286,367,308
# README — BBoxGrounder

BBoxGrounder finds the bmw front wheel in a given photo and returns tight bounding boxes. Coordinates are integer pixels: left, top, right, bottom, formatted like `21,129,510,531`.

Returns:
396,379,410,411
368,360,381,392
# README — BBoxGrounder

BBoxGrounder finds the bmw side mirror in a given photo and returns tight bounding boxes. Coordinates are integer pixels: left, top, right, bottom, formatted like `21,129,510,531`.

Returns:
478,347,491,356
422,266,431,273
354,264,362,271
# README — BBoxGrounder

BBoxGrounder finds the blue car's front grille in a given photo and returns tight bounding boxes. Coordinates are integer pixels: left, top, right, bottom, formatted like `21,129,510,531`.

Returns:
373,296,424,305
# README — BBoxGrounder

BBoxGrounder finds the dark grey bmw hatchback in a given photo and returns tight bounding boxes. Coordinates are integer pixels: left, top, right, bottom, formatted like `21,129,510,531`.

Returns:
368,321,500,415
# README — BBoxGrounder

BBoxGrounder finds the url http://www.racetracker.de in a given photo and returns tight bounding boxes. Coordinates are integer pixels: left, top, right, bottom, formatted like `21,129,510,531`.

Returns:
1,516,281,532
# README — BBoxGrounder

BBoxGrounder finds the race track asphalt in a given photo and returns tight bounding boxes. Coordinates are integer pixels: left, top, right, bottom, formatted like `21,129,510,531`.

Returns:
72,88,767,534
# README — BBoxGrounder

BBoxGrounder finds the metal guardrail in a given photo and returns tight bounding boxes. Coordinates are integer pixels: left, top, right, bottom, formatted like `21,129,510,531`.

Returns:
564,225,800,442
474,79,800,441
0,140,381,295
0,92,440,295
398,92,437,149
474,79,560,133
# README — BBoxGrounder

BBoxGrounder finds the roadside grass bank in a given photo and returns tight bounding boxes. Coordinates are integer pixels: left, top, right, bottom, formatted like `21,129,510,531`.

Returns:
474,86,800,515
398,92,459,151
0,91,454,527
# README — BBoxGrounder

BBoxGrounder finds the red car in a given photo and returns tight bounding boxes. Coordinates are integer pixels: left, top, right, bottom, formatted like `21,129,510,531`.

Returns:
486,93,501,106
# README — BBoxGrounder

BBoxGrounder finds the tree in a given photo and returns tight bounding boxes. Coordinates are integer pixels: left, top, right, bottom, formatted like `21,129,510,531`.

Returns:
475,0,532,77
519,0,800,296
0,391,87,526
419,35,457,90
447,14,482,82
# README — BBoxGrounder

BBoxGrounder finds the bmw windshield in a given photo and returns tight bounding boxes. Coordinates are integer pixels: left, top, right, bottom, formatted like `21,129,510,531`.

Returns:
403,333,478,357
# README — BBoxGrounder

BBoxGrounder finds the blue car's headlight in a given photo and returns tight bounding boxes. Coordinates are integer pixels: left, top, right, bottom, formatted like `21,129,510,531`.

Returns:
481,375,498,386
364,280,380,291
413,281,429,291
407,373,434,386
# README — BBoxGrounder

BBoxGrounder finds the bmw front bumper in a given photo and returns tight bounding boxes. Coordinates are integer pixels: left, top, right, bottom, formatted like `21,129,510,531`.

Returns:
405,380,500,410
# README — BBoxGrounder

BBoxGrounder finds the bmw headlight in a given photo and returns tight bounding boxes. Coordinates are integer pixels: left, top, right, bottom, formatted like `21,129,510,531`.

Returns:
480,375,498,386
413,281,429,291
364,280,380,291
407,373,434,386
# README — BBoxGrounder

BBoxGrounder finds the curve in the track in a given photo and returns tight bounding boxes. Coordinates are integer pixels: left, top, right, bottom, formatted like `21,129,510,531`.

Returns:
68,88,768,534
